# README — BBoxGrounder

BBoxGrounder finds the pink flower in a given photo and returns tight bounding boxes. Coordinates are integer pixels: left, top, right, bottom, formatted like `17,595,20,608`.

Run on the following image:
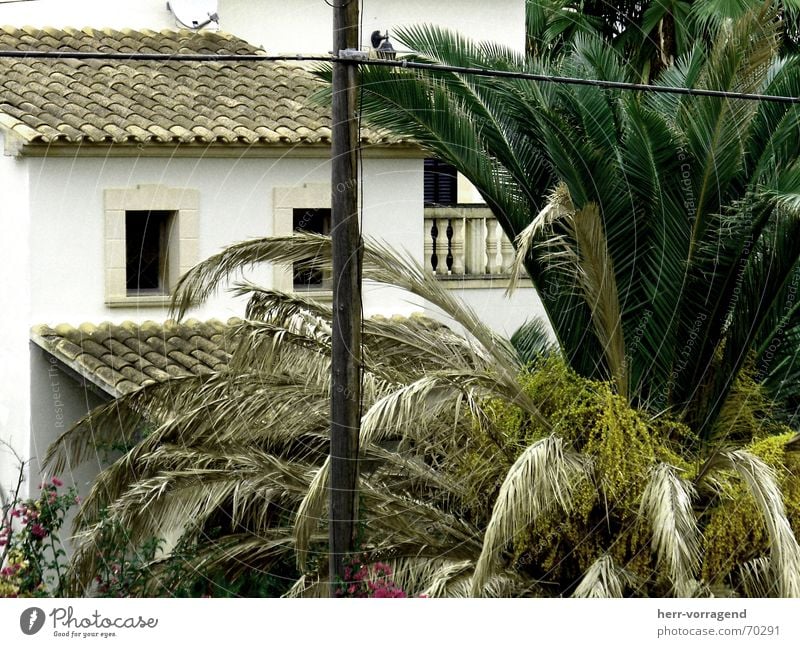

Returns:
10,508,22,518
30,524,48,539
51,477,63,487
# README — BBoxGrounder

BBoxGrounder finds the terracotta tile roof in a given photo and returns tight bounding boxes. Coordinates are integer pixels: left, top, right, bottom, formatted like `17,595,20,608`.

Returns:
30,319,239,397
0,26,401,148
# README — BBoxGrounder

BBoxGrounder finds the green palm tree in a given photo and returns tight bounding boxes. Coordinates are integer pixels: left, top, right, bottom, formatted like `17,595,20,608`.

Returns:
347,4,800,440
47,234,800,597
525,0,800,76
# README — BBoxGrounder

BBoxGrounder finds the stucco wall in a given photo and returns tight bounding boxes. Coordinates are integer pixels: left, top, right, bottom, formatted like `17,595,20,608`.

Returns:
0,0,207,30
219,0,525,53
0,133,32,498
430,283,550,340
0,0,171,29
28,344,108,539
26,152,424,324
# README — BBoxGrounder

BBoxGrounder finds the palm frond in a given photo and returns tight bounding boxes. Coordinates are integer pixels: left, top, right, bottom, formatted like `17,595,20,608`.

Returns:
570,203,628,398
572,554,632,598
510,319,555,365
640,463,701,597
471,434,590,596
736,556,776,597
704,448,800,597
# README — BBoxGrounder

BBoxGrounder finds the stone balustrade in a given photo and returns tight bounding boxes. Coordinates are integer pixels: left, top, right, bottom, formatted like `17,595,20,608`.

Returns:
424,206,515,277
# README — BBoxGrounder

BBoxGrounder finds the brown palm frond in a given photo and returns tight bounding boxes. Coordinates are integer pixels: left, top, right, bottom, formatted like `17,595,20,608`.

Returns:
572,554,633,598
471,434,591,596
43,374,211,474
569,203,628,398
506,191,627,397
293,461,329,571
737,557,776,597
507,182,574,295
703,449,800,597
640,463,701,597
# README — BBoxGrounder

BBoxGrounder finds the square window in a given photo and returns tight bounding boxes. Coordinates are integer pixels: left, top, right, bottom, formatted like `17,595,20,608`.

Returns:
125,210,174,294
293,208,331,288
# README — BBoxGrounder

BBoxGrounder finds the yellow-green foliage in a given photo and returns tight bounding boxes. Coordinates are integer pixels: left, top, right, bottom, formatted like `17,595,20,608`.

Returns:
702,485,768,582
703,432,800,582
712,358,782,442
458,355,800,594
475,356,693,586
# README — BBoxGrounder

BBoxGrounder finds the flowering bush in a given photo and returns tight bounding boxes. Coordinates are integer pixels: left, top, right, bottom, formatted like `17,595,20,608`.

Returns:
336,556,407,598
0,477,78,597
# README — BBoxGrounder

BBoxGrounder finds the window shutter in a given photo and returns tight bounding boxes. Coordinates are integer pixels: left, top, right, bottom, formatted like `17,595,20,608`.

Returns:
424,158,458,206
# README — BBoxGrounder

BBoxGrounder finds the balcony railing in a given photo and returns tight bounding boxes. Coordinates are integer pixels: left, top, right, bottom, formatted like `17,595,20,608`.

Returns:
424,206,515,277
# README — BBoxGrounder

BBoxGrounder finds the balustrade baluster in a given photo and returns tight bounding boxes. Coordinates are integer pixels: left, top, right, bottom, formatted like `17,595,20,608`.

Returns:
450,217,465,274
465,216,486,274
500,231,514,274
430,219,440,274
486,218,500,274
445,219,454,273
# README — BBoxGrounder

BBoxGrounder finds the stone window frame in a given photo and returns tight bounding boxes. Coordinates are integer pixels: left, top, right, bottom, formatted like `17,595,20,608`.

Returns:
273,183,332,300
104,185,199,307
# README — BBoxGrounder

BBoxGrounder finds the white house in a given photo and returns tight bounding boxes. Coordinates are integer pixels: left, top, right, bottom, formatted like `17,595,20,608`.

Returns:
219,0,525,54
0,3,544,505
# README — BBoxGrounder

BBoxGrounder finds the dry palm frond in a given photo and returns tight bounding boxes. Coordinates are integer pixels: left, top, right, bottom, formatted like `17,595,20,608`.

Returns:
704,449,800,597
237,283,333,323
569,203,628,398
172,233,516,367
293,461,330,571
43,374,210,474
171,234,542,411
361,372,489,447
737,557,776,598
419,559,475,597
283,572,327,598
73,449,312,542
506,191,627,397
572,554,632,598
507,182,575,295
640,463,701,597
293,364,524,568
242,285,489,379
471,434,590,596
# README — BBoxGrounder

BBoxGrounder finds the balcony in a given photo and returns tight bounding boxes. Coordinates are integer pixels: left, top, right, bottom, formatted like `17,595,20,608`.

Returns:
424,206,520,288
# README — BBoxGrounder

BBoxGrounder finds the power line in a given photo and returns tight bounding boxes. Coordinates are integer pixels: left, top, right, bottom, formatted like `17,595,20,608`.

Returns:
0,48,798,104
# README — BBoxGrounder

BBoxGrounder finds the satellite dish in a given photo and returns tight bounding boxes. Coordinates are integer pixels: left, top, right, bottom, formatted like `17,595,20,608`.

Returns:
167,0,219,30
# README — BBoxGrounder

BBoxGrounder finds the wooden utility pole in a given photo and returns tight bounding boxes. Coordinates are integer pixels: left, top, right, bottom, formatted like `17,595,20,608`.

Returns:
329,0,361,595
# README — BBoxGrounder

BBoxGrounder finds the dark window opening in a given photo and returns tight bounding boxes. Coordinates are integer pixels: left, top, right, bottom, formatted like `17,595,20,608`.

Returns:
424,158,458,206
126,210,172,293
293,208,331,288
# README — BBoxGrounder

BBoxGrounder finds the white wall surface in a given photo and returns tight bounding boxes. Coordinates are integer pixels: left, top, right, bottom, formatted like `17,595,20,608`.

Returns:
0,133,32,498
219,0,525,53
25,152,424,324
28,345,108,533
0,0,197,30
427,283,550,340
